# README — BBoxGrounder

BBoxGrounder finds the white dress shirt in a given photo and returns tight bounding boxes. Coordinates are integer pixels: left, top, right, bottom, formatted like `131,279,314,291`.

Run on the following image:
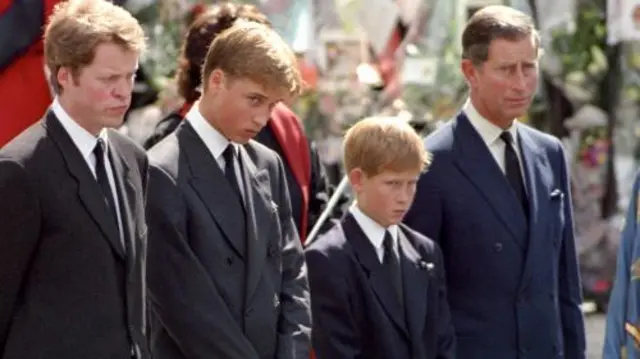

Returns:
463,100,527,186
186,103,245,201
349,203,399,263
52,97,125,247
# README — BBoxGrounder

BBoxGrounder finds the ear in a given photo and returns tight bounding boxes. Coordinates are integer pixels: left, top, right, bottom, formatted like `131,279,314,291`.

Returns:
57,67,72,90
207,69,225,92
348,168,365,193
461,59,479,88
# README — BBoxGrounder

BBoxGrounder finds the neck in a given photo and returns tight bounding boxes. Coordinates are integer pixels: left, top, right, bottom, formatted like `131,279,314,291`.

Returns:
355,202,392,229
58,95,101,137
197,100,229,140
469,94,513,130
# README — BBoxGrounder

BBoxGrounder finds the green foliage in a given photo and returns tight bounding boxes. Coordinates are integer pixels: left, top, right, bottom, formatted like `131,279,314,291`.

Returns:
549,2,608,95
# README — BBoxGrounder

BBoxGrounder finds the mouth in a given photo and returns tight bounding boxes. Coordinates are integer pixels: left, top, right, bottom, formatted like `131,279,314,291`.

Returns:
107,105,129,114
393,209,407,216
506,98,529,106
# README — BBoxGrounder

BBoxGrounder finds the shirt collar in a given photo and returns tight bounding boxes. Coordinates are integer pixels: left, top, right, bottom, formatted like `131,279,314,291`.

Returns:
186,102,235,160
463,99,519,147
52,97,107,161
349,203,399,250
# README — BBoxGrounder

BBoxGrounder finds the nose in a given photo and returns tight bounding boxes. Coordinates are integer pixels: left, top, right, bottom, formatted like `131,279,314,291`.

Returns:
112,77,133,100
397,186,413,204
253,112,270,127
511,67,529,92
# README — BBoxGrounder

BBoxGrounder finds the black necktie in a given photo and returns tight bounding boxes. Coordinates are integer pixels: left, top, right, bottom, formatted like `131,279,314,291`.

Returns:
222,144,243,202
383,230,403,309
93,139,121,238
500,131,528,214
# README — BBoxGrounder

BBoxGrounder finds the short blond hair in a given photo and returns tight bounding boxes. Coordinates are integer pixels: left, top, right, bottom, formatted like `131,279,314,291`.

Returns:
44,0,146,93
201,20,302,96
343,117,431,177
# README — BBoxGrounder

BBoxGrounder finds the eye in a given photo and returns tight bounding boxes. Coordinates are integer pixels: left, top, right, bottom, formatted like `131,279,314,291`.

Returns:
100,75,116,82
248,96,262,106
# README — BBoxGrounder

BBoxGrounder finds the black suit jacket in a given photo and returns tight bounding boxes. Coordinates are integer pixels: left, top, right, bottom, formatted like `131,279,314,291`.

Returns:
143,113,337,239
146,121,311,359
305,213,455,359
0,111,150,359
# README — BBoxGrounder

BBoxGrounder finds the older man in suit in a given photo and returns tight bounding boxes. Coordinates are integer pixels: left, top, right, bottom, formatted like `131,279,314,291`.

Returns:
403,5,586,359
0,1,149,358
146,21,311,359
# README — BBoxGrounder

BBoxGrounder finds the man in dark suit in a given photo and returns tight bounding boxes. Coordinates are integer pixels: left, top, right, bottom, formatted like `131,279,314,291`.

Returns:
146,21,311,359
306,117,455,359
403,5,586,359
0,1,149,358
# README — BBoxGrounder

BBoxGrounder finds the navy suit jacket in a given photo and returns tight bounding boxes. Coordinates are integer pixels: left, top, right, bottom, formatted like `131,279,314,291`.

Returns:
404,113,586,359
305,213,455,359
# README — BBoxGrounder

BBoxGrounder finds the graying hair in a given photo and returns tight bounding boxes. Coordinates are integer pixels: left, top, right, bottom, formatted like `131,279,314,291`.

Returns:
462,5,540,66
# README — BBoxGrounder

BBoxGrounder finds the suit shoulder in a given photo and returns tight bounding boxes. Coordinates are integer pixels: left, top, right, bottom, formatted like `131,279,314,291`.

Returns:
107,130,148,168
0,121,48,164
108,130,146,157
400,224,438,253
244,139,282,173
247,139,280,162
305,223,350,261
147,132,181,176
519,123,562,150
424,119,455,153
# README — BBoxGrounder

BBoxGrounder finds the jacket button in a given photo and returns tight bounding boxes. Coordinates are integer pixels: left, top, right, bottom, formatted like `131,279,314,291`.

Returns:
245,308,254,317
226,257,233,266
493,242,503,252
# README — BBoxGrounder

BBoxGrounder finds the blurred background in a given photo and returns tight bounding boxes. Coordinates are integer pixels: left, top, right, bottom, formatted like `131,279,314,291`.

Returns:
5,0,640,356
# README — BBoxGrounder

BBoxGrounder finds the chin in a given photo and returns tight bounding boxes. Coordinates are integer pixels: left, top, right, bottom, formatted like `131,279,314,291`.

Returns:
234,136,252,145
102,116,126,130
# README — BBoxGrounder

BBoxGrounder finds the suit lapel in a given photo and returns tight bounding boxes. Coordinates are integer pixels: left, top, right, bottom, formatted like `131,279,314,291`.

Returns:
452,113,528,248
45,112,125,260
107,134,137,266
516,126,555,290
180,122,247,259
398,227,429,344
239,146,275,302
343,214,410,339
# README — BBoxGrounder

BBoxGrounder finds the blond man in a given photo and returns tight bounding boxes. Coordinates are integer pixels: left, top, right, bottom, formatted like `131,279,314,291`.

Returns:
305,117,455,359
146,21,310,359
0,0,149,358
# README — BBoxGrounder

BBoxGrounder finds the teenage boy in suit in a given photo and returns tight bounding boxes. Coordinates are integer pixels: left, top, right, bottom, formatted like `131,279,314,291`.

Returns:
305,117,455,359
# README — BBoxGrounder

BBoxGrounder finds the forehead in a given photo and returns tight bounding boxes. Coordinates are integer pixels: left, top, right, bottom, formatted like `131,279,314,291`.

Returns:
86,42,139,72
227,77,289,100
486,36,538,65
374,170,421,180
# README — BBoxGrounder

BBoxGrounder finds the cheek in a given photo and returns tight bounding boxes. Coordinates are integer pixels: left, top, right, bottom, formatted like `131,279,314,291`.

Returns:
526,74,538,90
85,83,113,103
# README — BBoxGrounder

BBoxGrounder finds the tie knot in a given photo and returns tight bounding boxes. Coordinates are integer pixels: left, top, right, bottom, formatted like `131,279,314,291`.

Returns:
500,131,514,145
94,138,106,157
383,230,394,251
223,144,236,163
